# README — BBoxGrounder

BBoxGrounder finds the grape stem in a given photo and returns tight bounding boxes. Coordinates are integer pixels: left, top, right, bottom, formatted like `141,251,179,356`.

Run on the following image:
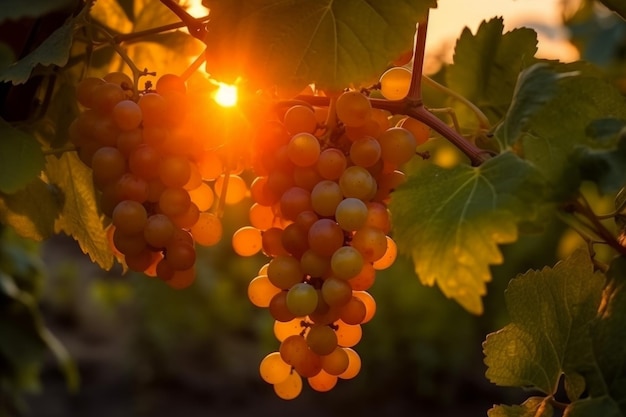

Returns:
159,0,209,42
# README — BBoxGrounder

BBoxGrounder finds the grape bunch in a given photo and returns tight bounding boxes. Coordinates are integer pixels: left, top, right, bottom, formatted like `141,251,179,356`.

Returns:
69,72,239,288
233,89,420,399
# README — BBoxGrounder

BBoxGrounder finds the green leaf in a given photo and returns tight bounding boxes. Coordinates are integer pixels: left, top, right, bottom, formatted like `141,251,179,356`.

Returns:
495,63,560,147
590,256,626,410
565,396,622,417
483,249,604,394
45,153,114,270
0,0,74,23
519,65,626,192
36,80,80,148
0,18,74,85
0,179,61,241
585,118,626,143
0,120,45,194
389,152,547,314
446,18,538,128
90,0,132,33
599,0,626,20
488,397,553,417
203,0,434,92
576,134,626,194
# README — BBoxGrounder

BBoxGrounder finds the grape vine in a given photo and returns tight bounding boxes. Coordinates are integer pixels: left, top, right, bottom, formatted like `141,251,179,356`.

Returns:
1,0,626,415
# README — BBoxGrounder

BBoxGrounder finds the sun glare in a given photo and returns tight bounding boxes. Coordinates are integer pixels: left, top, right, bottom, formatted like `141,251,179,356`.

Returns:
214,83,238,107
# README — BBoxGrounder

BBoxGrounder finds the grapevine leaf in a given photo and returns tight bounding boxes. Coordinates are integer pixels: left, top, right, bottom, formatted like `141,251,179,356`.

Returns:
36,80,80,148
0,120,45,194
576,134,626,194
133,0,180,31
483,249,604,395
564,396,622,417
0,0,74,23
495,63,560,147
585,118,626,143
518,65,626,193
0,18,74,85
598,0,626,20
0,179,61,241
202,0,435,93
90,0,133,33
589,256,626,411
446,17,538,127
487,397,552,417
389,152,547,315
45,153,114,270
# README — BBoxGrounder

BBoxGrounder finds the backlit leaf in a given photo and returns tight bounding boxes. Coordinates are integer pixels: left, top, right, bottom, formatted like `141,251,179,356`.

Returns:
0,18,74,85
0,119,45,194
203,0,435,93
483,249,604,394
45,153,114,270
488,397,552,417
0,179,60,241
389,152,547,314
446,18,538,128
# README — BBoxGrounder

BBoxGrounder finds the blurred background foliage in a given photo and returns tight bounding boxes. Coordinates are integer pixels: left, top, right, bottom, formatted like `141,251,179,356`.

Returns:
1,0,625,416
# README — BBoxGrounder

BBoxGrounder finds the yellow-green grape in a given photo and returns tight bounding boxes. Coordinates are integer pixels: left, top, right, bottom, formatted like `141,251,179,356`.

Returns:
349,136,382,168
284,104,318,134
330,246,364,280
351,226,388,262
378,127,417,167
338,348,361,379
311,180,343,217
335,198,368,231
286,282,318,317
321,347,350,376
321,277,353,307
306,324,338,356
336,91,372,127
339,166,377,201
379,66,411,100
267,255,303,289
287,132,321,167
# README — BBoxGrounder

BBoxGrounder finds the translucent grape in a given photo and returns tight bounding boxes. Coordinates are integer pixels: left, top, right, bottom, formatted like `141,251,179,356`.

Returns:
286,282,318,317
321,347,349,376
284,104,317,134
339,166,377,201
310,180,343,217
349,136,381,168
335,91,371,128
379,66,411,100
338,348,361,379
351,226,388,262
307,370,337,392
287,133,320,167
335,198,368,232
214,174,248,205
373,236,397,270
353,291,376,323
267,255,303,289
378,127,417,167
248,275,281,307
316,148,347,180
232,226,263,256
273,370,302,400
259,352,291,384
191,212,222,246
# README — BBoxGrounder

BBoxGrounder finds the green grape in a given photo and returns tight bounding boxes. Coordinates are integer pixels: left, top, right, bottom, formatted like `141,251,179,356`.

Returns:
307,219,344,258
259,352,291,384
91,82,126,114
267,255,303,289
310,180,343,217
280,223,309,258
396,116,430,145
164,241,195,270
316,148,347,180
300,249,330,278
190,212,222,246
91,146,126,189
335,91,372,128
248,275,281,308
306,324,338,356
284,104,317,134
286,282,318,317
351,226,388,262
307,369,337,392
335,198,368,231
112,100,142,131
143,213,175,248
138,93,167,126
339,166,377,201
269,291,297,322
159,155,191,188
112,200,147,235
156,73,187,94
158,187,191,217
76,77,105,109
379,66,411,100
378,127,417,167
273,369,303,400
330,246,364,280
321,347,349,376
321,277,353,307
279,186,313,221
129,144,161,180
349,136,381,168
287,132,321,167
338,295,367,325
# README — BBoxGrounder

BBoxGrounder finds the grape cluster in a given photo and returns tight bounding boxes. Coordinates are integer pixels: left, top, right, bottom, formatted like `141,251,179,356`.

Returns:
234,90,419,399
70,72,237,288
